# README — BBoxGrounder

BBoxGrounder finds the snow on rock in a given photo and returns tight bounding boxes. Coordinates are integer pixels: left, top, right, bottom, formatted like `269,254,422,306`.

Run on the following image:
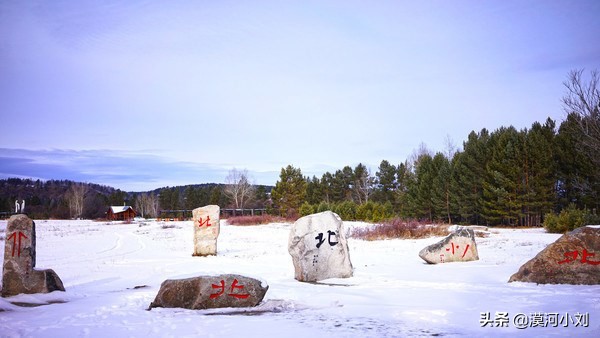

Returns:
288,211,353,282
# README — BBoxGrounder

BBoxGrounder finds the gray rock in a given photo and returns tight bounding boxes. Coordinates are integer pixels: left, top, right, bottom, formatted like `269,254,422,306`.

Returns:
2,215,65,297
419,227,479,264
288,211,353,282
192,205,220,256
148,274,268,310
509,226,600,285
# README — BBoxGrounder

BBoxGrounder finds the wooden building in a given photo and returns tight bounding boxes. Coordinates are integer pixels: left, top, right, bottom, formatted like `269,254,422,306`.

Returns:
107,206,137,221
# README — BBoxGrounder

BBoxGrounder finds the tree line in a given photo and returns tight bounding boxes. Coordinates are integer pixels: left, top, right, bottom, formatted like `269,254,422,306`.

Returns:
0,179,123,219
270,70,600,226
2,70,598,224
0,178,271,219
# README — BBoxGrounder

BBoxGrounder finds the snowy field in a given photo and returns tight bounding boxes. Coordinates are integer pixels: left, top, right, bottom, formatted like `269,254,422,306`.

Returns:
0,219,598,337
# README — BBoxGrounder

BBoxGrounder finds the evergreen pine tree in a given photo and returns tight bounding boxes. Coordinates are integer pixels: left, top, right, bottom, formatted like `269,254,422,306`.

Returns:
413,153,435,222
395,162,413,217
305,176,323,205
555,113,600,210
374,160,397,204
431,152,454,223
524,119,557,225
454,129,490,225
271,165,307,218
320,172,334,204
482,127,523,225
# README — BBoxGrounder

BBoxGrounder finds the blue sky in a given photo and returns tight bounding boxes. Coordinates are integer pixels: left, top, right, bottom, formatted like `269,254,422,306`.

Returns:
1,0,599,191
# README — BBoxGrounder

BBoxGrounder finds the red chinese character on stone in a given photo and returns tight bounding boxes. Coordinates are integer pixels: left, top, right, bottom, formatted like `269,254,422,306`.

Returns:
210,279,250,299
210,280,225,298
558,250,578,264
7,231,28,257
198,216,211,227
227,279,250,299
445,242,470,258
460,244,470,258
558,249,600,265
445,242,456,255
580,249,600,265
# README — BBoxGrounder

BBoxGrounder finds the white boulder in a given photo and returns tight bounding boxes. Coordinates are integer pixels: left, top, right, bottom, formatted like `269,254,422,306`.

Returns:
288,211,353,282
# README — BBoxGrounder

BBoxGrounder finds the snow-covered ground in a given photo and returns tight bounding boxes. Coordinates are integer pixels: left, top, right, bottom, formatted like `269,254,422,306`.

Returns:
0,219,598,337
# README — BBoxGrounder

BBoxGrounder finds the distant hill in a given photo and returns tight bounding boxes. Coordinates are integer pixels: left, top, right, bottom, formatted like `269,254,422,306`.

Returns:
0,178,272,219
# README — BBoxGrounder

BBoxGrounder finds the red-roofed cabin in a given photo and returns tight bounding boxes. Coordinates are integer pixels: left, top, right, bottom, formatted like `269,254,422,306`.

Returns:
107,206,137,221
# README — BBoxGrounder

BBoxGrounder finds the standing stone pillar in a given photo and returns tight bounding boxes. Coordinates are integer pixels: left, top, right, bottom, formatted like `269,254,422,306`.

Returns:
2,215,65,297
288,211,353,282
192,205,220,256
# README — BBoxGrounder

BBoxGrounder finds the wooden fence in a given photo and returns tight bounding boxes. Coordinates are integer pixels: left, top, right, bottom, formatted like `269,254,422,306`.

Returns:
157,208,267,221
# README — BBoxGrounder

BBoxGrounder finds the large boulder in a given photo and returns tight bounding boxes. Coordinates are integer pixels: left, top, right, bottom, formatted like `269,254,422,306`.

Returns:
509,226,600,285
419,227,479,264
2,215,65,297
288,211,353,282
192,205,220,256
148,274,268,310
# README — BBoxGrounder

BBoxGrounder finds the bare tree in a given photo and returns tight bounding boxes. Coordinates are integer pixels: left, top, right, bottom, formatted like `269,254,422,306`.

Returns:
444,134,458,159
67,183,88,219
409,142,433,167
135,193,147,218
147,192,159,218
224,168,255,209
562,68,600,165
135,192,159,218
353,163,374,204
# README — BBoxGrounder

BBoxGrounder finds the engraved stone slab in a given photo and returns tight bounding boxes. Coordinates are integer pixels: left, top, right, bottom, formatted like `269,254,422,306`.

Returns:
192,205,220,256
288,211,353,282
2,215,65,297
509,226,600,285
419,227,479,264
148,274,268,310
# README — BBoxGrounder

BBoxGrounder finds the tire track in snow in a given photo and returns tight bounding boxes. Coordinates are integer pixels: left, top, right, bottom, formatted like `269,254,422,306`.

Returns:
96,232,147,260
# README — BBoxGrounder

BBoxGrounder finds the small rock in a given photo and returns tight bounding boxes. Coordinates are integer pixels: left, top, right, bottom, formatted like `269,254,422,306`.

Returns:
419,227,479,264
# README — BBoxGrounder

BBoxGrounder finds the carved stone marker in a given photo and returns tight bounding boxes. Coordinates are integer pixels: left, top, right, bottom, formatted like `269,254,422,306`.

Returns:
419,227,479,264
509,226,600,285
2,215,65,297
288,211,353,282
192,205,220,256
148,274,268,310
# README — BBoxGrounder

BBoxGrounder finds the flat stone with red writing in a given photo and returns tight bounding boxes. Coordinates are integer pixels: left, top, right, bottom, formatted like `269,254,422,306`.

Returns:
148,274,268,310
288,211,353,282
192,205,220,256
418,227,479,264
509,226,600,285
2,214,65,297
